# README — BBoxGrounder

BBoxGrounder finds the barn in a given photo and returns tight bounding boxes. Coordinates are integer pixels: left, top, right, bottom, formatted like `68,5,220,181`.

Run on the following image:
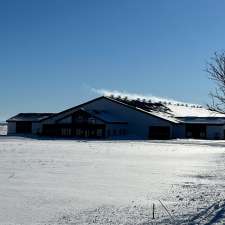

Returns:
6,95,225,139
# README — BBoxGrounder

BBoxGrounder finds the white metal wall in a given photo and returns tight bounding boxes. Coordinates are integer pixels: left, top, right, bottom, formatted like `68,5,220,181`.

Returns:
31,123,41,134
206,125,224,139
7,122,16,134
82,98,173,139
40,98,173,139
172,124,186,139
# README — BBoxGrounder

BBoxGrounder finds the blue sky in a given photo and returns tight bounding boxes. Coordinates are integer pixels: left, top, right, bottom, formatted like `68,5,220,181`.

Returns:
1,0,225,120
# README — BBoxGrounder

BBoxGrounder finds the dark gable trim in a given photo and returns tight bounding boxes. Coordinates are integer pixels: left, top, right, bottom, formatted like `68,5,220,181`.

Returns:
6,120,40,123
6,113,55,123
40,96,176,124
39,96,106,122
56,108,128,125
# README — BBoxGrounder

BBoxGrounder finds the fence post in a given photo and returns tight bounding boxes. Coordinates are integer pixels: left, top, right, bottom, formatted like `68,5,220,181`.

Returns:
152,203,155,219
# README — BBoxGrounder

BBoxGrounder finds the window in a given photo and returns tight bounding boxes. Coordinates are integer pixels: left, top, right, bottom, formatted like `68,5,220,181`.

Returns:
96,129,103,137
149,126,170,139
77,115,83,123
61,128,71,136
88,118,96,124
76,128,83,136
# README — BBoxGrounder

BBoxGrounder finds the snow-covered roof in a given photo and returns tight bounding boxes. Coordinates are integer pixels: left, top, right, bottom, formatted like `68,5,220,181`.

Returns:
7,96,225,125
7,113,55,122
166,104,225,118
107,96,225,124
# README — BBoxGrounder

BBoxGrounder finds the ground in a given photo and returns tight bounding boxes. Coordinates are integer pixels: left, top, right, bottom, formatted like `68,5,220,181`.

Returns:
1,132,225,224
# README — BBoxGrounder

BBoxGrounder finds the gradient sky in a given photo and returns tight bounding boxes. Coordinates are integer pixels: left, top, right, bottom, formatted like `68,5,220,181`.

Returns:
1,0,225,121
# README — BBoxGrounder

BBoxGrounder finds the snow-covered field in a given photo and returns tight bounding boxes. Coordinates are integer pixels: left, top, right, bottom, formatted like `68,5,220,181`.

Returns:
1,137,225,225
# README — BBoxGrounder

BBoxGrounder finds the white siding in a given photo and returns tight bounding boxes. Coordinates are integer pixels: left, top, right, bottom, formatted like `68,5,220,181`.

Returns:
40,98,173,139
172,124,186,139
32,123,41,134
82,98,173,139
7,122,16,134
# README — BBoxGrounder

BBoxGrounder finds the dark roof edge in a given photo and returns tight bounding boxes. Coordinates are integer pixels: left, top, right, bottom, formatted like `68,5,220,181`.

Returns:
6,113,55,122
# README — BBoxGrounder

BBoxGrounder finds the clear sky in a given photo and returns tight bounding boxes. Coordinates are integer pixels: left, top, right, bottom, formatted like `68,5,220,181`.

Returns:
1,0,225,121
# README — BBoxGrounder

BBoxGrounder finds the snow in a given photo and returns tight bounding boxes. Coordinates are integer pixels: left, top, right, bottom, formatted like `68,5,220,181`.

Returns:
167,104,225,118
1,137,225,224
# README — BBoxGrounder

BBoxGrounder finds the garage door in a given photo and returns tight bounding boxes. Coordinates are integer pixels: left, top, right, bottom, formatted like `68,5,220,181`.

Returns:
16,122,32,134
149,126,170,139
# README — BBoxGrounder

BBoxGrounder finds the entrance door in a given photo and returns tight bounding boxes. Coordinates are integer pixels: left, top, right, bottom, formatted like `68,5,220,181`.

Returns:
186,124,206,139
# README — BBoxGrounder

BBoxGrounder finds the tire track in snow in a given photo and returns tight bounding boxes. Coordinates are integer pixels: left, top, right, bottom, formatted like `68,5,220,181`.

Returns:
187,199,225,225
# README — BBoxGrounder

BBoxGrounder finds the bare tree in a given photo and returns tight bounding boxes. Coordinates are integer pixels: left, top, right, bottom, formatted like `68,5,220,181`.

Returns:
206,51,225,113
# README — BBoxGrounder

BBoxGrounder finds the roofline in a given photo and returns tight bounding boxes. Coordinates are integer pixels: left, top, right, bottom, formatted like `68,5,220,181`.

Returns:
39,96,178,124
180,122,225,126
39,96,106,122
56,108,128,125
103,96,178,124
6,113,55,122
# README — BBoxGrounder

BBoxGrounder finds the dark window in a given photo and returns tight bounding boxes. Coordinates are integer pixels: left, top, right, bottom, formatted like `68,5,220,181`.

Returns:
61,128,72,136
186,124,206,139
149,126,170,139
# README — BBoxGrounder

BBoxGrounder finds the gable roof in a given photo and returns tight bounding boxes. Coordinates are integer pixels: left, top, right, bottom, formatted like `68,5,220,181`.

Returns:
8,96,225,125
56,108,127,124
109,96,225,124
39,96,179,124
39,96,106,122
7,113,55,122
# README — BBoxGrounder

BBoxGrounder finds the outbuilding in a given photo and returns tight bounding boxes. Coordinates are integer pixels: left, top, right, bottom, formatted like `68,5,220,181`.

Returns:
7,96,225,139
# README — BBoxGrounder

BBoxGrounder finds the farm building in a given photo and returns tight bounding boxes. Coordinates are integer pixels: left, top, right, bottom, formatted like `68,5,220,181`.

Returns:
6,95,225,139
